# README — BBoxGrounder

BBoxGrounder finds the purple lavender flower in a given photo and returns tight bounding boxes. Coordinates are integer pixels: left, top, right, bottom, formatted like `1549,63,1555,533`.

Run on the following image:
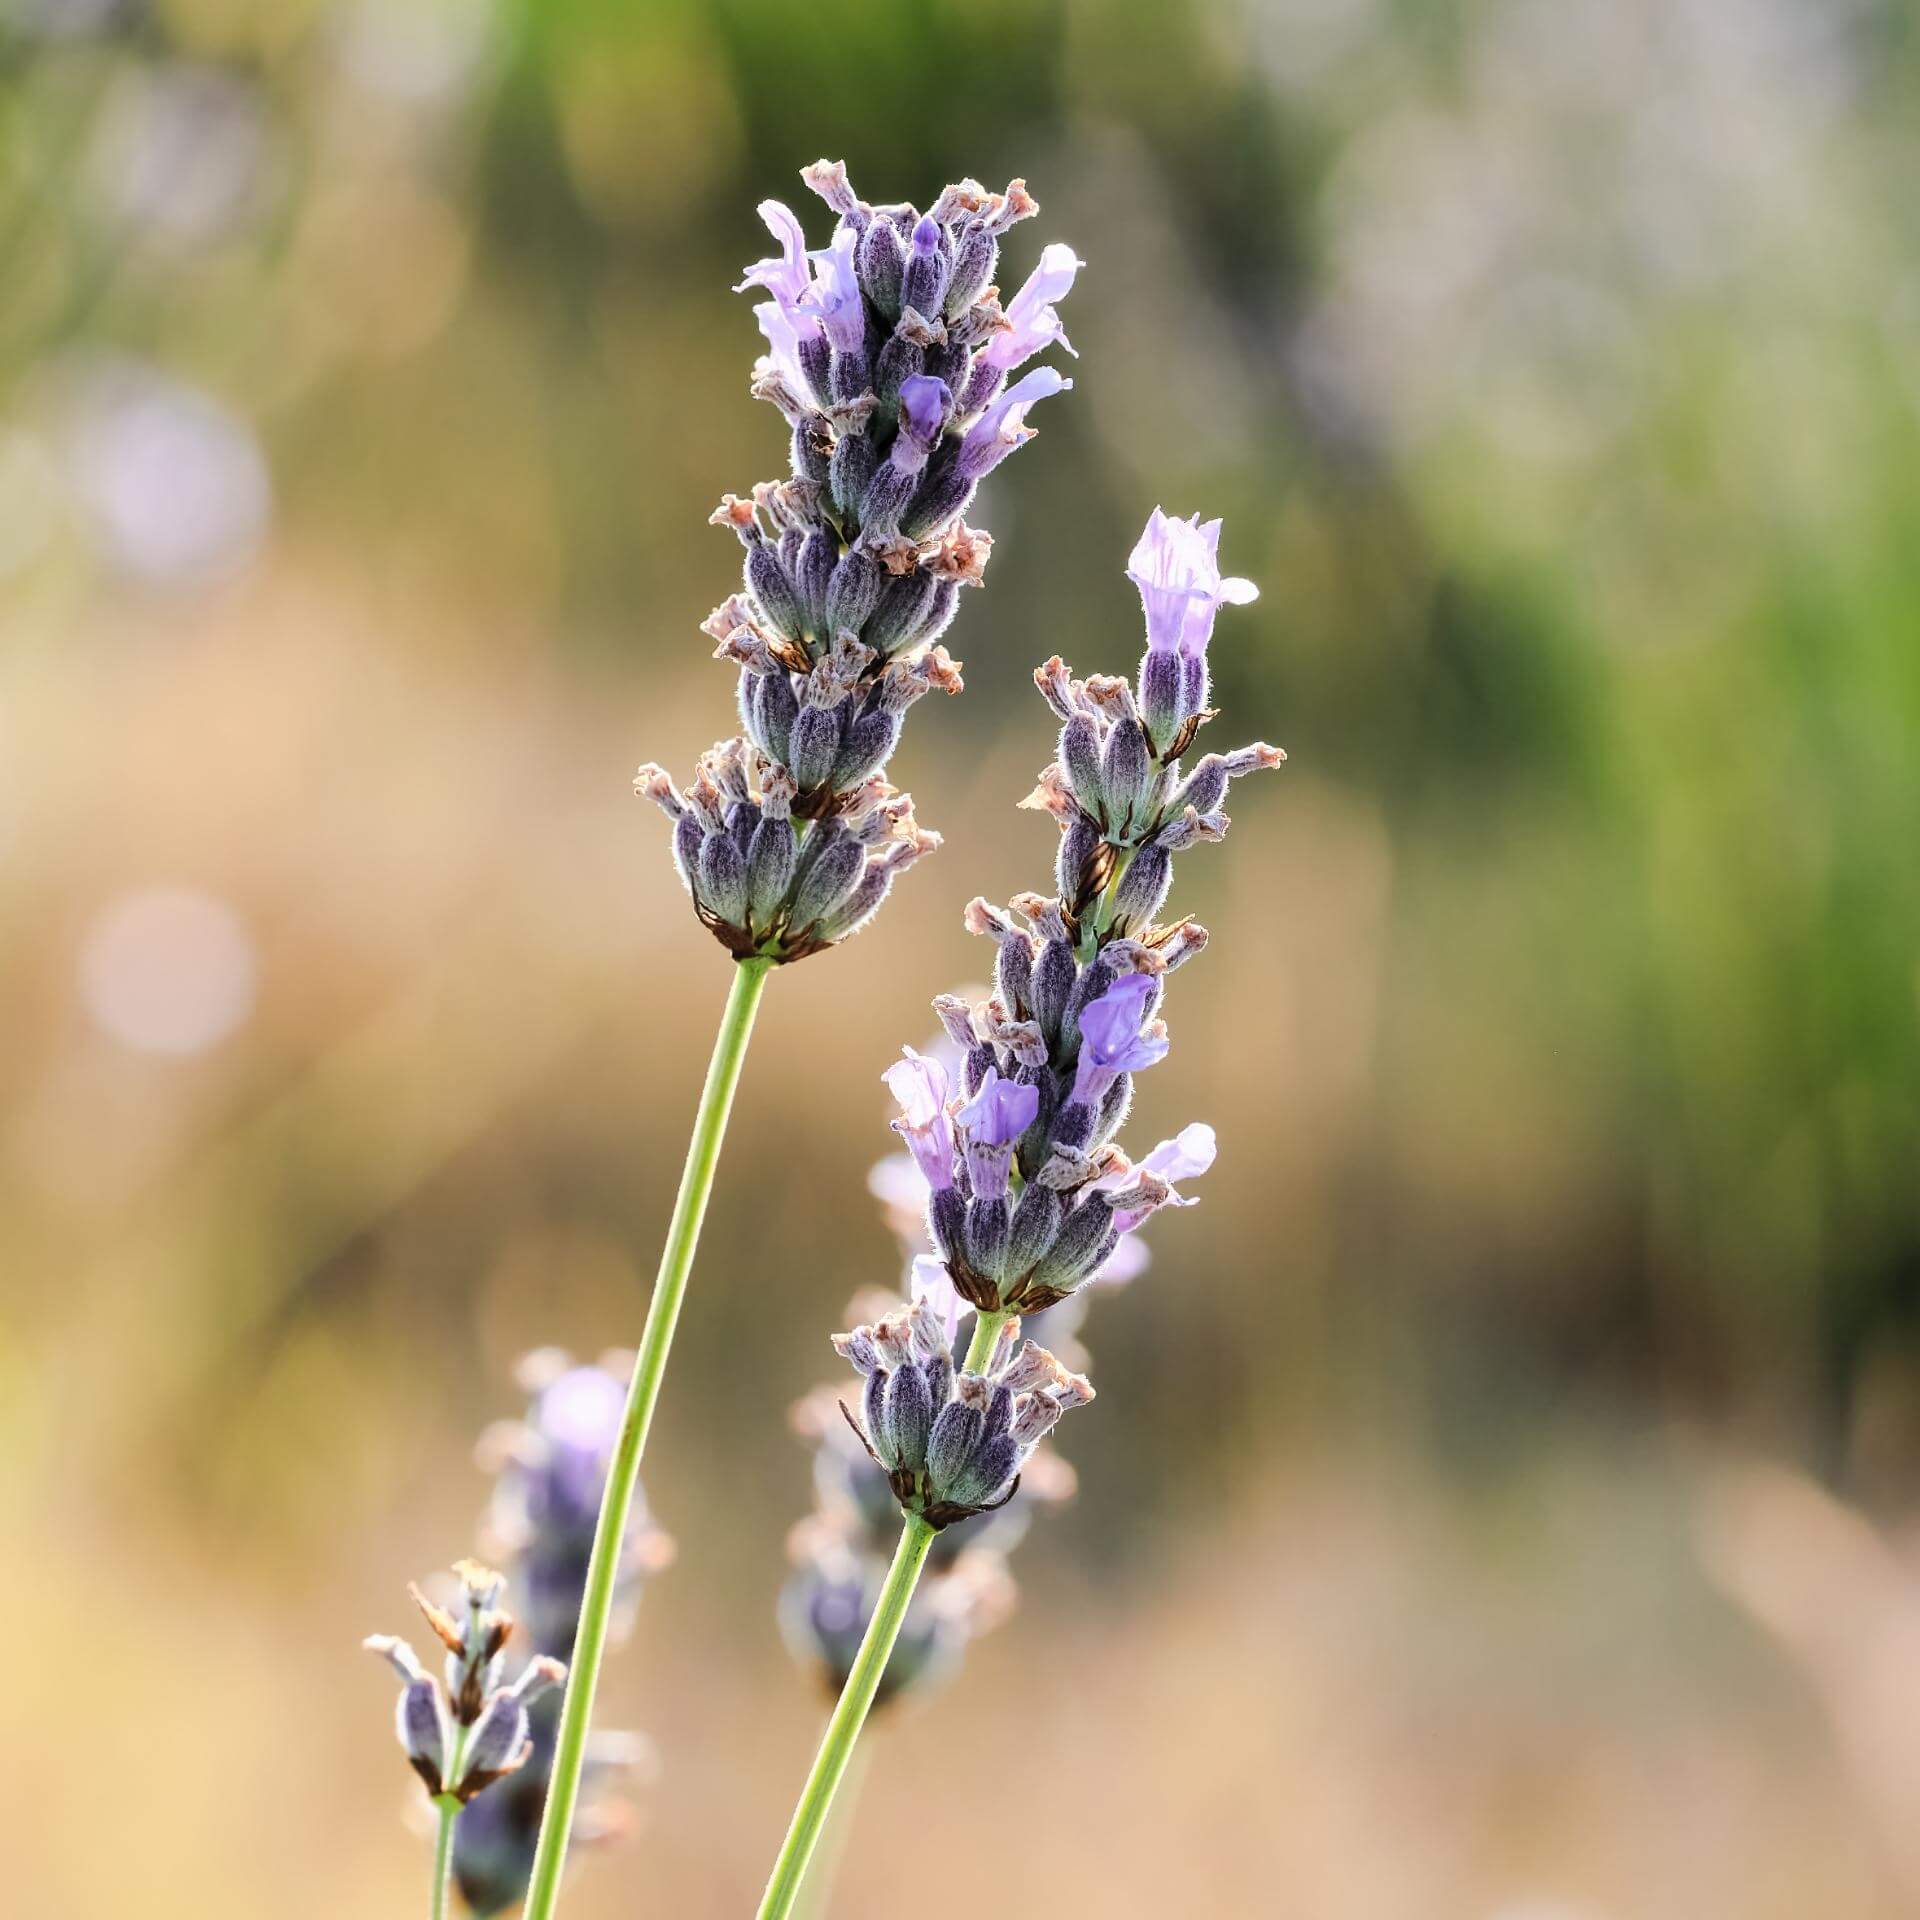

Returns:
958,366,1072,480
956,1065,1040,1202
453,1352,672,1916
752,300,815,395
981,243,1082,371
736,200,817,316
1127,507,1259,660
1104,1122,1215,1234
1070,974,1169,1107
896,372,950,462
884,1047,955,1191
804,224,867,355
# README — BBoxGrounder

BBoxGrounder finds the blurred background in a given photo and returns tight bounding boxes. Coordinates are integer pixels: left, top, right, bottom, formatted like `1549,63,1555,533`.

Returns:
5,0,1920,1913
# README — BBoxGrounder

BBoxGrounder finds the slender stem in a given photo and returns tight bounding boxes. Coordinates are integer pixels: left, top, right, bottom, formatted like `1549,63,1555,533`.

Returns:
429,1800,456,1920
789,1730,875,1920
429,1727,472,1920
754,1517,938,1920
523,956,775,1920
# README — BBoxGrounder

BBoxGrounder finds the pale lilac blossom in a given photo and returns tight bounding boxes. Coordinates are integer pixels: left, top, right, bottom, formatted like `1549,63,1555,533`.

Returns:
884,1047,955,1191
958,366,1071,479
805,224,867,354
736,200,817,319
982,243,1082,370
1127,507,1259,660
1104,1123,1216,1233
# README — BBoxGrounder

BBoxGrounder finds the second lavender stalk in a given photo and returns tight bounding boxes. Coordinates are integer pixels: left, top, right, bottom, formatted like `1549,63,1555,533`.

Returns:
753,506,1285,1918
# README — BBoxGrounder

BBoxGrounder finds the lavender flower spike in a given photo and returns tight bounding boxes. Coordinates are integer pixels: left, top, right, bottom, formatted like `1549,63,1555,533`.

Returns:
834,1300,1093,1529
753,503,1285,1920
363,1562,567,1809
638,162,1080,966
454,1352,672,1915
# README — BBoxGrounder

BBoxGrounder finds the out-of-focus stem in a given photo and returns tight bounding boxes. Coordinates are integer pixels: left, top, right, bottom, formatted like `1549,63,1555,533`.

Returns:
523,955,775,1920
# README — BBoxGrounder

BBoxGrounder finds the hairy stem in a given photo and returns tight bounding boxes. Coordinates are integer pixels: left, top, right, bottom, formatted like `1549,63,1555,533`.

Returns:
964,1305,1012,1371
754,1517,938,1920
523,955,776,1920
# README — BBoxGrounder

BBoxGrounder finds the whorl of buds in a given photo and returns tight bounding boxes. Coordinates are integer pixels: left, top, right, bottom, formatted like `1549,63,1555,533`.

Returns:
636,742,940,964
363,1562,567,1807
832,1296,1093,1528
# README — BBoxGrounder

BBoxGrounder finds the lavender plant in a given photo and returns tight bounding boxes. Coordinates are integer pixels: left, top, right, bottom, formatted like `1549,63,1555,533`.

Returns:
363,1353,670,1918
365,1563,567,1920
753,508,1284,1919
523,160,1079,1920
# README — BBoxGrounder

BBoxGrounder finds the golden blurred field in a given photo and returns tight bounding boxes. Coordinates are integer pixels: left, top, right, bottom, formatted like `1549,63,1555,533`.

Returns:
5,1,1920,1914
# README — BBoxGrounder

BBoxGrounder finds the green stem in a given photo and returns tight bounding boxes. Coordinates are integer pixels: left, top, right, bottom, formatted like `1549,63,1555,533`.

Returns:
964,1306,1012,1371
1078,845,1135,960
523,955,775,1920
789,1729,874,1920
754,1517,938,1920
429,1727,472,1920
